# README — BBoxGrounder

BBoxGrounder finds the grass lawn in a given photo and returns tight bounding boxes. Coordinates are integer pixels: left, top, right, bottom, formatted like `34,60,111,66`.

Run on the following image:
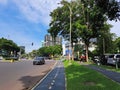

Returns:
63,60,120,90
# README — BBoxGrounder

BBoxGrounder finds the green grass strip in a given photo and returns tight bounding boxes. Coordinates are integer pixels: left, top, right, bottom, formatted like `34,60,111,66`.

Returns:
63,60,120,90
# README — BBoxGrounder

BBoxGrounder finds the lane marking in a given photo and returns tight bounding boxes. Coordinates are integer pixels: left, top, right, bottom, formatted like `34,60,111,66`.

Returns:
48,86,52,89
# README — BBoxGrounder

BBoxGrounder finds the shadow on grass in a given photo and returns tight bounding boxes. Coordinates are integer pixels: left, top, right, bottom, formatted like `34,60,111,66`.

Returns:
64,61,120,90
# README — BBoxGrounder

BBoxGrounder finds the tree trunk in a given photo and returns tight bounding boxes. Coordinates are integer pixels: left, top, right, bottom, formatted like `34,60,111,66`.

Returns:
85,44,89,62
72,46,74,61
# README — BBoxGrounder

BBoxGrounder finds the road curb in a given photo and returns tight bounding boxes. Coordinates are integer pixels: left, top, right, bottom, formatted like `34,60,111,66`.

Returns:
31,60,58,90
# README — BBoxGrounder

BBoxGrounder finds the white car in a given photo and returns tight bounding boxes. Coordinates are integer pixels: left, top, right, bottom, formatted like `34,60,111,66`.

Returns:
107,54,120,65
0,56,3,60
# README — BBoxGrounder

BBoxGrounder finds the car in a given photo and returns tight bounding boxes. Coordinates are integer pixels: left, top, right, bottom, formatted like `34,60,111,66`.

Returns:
33,57,45,65
99,54,109,65
107,54,120,66
0,56,3,60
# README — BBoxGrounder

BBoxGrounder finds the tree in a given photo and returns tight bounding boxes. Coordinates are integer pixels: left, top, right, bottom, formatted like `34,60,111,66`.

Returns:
95,0,120,21
114,37,120,53
95,23,116,55
49,0,120,62
0,38,20,57
48,0,85,60
37,45,62,58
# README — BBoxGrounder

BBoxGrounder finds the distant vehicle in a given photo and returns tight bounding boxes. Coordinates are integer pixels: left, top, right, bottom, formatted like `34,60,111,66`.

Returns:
33,57,45,65
0,56,3,60
107,54,120,66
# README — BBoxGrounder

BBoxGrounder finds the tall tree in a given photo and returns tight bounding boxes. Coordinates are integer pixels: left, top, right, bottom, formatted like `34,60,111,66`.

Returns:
97,23,115,55
0,38,20,56
48,0,120,62
95,0,120,21
114,37,120,53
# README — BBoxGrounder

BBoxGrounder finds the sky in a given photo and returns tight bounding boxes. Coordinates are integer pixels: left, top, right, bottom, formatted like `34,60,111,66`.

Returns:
0,0,120,53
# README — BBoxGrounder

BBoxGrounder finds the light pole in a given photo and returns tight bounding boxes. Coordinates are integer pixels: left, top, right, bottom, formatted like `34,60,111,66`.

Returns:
68,4,72,60
59,0,72,60
64,2,72,60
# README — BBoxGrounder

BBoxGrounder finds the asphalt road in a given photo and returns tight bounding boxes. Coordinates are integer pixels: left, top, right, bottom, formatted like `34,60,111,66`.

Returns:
0,60,56,90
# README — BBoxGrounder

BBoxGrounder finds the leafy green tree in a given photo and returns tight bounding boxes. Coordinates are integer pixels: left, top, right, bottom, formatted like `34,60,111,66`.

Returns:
95,0,120,21
75,0,108,61
49,0,107,61
48,0,79,43
49,0,120,62
0,38,20,57
37,45,62,58
114,37,120,53
96,23,116,55
37,47,48,56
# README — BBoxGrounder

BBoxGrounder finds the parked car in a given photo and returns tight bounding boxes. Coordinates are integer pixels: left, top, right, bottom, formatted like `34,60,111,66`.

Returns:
99,54,109,65
0,56,3,60
33,57,45,65
107,54,120,66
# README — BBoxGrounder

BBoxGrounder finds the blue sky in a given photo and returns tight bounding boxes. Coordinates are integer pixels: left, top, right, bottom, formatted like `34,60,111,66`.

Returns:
0,0,120,53
0,0,61,53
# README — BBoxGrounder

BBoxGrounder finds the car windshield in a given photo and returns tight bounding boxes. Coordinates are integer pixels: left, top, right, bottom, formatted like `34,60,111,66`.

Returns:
34,57,44,60
116,55,120,58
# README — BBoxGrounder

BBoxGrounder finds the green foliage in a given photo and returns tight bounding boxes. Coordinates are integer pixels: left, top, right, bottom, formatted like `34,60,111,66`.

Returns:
113,37,120,53
0,38,20,57
37,45,62,57
96,24,115,55
48,0,80,44
49,0,120,61
95,0,120,21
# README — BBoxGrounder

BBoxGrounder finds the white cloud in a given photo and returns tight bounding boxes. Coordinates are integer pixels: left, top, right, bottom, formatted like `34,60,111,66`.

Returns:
12,0,62,25
108,21,120,37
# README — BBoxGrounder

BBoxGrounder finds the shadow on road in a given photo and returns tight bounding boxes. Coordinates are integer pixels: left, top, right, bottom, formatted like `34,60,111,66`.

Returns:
19,75,43,90
19,70,51,90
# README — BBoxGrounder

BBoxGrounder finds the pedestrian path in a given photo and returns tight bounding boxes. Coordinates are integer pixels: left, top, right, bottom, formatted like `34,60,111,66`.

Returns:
86,65,120,83
32,60,66,90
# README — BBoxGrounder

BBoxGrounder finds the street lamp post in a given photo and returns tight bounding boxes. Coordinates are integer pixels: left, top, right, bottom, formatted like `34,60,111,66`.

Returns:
68,5,72,60
59,0,72,60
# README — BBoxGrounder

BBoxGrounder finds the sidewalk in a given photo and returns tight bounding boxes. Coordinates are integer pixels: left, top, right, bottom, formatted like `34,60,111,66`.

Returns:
32,60,66,90
85,64,120,83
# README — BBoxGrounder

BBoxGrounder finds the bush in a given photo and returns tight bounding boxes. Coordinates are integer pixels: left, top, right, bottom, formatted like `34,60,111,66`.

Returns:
4,57,18,60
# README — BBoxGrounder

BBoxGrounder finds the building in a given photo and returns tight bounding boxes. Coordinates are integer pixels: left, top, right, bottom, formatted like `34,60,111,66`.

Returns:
44,34,62,47
63,39,96,56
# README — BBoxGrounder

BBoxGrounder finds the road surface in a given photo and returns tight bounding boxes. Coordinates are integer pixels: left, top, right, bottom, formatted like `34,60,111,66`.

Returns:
0,60,56,90
33,60,66,90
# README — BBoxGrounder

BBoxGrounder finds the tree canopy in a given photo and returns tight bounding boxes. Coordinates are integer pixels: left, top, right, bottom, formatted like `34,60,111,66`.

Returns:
37,45,62,57
0,38,20,56
48,0,120,61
